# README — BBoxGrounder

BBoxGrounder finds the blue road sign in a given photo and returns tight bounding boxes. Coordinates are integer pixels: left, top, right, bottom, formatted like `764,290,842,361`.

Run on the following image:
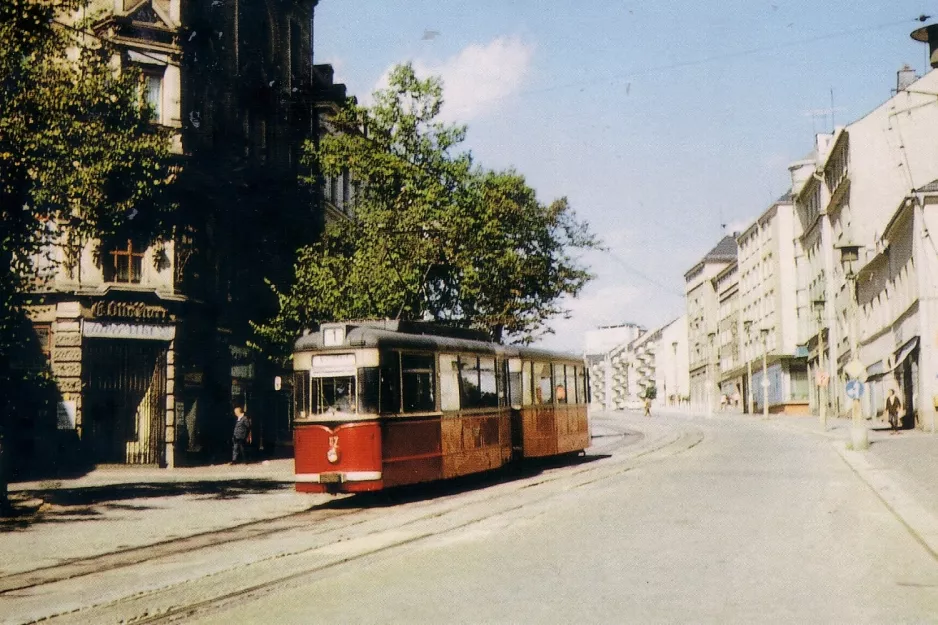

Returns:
845,379,864,400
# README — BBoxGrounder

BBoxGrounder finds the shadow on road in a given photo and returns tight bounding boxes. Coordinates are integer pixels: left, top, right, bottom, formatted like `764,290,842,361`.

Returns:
326,453,611,510
1,478,294,531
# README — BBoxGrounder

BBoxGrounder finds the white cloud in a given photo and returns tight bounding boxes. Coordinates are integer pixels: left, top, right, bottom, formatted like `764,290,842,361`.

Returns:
372,36,534,123
535,283,642,354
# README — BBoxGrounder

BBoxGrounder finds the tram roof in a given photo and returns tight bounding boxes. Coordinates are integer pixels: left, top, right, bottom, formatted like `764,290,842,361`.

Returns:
294,322,583,363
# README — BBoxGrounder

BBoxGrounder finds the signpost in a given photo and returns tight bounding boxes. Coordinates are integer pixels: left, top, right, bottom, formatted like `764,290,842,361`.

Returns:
845,379,864,400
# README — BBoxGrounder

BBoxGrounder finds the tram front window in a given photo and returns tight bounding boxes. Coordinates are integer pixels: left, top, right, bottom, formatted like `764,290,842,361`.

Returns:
313,376,356,413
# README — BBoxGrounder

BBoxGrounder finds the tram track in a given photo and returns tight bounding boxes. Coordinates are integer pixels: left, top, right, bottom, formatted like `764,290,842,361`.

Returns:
10,417,703,625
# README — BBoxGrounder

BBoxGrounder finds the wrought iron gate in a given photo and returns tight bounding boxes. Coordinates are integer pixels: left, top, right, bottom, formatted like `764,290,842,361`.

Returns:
84,339,168,465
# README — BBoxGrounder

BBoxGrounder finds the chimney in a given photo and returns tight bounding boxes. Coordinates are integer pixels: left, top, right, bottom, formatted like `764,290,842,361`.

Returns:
911,24,938,69
897,64,918,91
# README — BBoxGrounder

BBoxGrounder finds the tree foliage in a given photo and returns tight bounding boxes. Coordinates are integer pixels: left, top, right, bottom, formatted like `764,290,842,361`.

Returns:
256,63,599,352
0,0,174,511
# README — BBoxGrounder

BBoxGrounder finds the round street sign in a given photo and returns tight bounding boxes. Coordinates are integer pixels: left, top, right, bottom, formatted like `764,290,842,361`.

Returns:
844,358,865,379
845,379,864,400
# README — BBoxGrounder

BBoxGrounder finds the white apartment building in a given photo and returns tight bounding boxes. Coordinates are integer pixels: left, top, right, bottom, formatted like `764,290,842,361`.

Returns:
654,315,690,409
685,235,737,413
585,323,644,410
855,180,938,431
793,56,938,426
714,260,742,408
736,193,809,414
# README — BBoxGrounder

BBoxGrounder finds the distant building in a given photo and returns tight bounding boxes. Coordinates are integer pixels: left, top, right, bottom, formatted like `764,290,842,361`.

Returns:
735,192,808,414
584,323,644,410
653,315,689,409
684,235,737,413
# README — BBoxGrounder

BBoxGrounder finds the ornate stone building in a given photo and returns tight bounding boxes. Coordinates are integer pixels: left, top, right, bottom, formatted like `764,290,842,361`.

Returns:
18,0,345,470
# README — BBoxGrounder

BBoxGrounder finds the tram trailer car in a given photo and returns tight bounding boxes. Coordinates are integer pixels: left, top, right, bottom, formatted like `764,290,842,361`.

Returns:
291,320,591,493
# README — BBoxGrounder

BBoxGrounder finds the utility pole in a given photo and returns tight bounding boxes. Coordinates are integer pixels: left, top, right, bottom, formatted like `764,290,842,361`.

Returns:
814,298,827,431
761,327,770,419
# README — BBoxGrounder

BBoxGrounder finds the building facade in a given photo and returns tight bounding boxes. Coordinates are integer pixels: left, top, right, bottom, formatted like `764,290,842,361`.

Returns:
17,0,345,471
792,58,938,428
653,315,690,409
735,193,809,414
685,235,737,413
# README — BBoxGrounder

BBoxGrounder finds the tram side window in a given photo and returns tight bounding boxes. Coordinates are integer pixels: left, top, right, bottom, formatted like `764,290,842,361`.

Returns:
479,357,498,408
380,353,401,414
439,354,461,411
577,366,587,405
508,361,523,407
359,367,380,414
521,361,533,406
294,371,310,418
533,362,552,404
402,354,435,412
458,356,481,408
553,364,568,404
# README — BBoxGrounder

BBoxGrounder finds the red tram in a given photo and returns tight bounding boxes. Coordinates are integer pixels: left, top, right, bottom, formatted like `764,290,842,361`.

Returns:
291,320,591,493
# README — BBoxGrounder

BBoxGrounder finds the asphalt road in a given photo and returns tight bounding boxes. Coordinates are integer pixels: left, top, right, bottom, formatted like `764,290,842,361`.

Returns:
194,415,938,624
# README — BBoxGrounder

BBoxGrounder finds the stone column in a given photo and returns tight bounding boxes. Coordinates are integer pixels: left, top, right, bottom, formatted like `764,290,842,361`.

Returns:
164,338,176,468
51,301,83,434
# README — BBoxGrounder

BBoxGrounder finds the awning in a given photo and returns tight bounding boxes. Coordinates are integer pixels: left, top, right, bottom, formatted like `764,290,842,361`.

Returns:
893,336,920,370
866,360,884,377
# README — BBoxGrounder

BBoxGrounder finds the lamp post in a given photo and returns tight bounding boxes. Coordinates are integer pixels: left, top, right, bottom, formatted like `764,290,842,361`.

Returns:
761,327,770,419
813,298,828,431
707,331,716,418
672,340,679,409
744,320,754,415
837,241,868,450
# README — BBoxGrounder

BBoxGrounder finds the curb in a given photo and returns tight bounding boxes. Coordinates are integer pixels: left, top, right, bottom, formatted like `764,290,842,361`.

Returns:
833,440,938,561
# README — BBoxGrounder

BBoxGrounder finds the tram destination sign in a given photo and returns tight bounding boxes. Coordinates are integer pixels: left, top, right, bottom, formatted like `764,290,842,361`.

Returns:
91,301,173,323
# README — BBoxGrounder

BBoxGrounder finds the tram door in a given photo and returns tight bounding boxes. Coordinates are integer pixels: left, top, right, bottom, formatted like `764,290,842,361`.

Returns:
83,339,168,465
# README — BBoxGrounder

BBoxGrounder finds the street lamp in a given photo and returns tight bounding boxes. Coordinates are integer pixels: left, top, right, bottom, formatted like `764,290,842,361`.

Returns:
761,327,770,419
707,331,716,418
744,320,754,415
813,298,828,430
836,240,868,450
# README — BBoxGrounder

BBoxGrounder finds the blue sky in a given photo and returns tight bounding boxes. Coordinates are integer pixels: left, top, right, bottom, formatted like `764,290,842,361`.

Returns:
314,1,934,352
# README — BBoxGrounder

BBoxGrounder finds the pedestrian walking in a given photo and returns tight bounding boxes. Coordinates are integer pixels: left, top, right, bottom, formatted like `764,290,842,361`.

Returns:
885,389,902,435
643,397,652,417
231,405,252,463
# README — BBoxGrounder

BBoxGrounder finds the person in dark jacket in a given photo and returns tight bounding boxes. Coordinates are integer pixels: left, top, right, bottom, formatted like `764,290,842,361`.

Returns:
231,406,251,464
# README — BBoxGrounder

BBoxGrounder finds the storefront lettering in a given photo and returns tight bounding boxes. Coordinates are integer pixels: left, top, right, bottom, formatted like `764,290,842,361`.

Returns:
83,321,175,341
91,301,173,323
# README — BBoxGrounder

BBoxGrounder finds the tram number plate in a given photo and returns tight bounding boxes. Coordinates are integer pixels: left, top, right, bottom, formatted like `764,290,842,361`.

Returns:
320,473,341,484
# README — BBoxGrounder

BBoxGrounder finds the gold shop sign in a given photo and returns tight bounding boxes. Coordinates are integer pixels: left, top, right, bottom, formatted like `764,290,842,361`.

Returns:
91,301,173,323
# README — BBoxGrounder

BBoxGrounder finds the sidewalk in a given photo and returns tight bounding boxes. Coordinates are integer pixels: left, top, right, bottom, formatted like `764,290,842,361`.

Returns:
1,459,329,577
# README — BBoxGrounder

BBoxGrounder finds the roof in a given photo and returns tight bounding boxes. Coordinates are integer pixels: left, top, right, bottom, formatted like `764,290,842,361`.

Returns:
294,321,583,363
916,178,938,193
703,235,738,261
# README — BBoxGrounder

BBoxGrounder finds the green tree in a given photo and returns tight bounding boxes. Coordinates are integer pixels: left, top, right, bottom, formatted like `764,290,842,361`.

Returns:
256,63,598,354
0,0,174,513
